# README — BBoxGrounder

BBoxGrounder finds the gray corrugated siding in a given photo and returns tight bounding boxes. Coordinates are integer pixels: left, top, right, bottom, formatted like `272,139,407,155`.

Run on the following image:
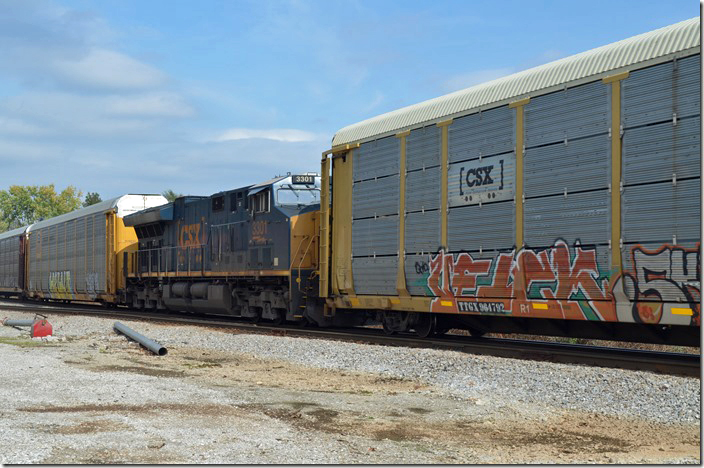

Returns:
622,116,700,186
620,240,700,304
525,80,609,147
406,125,440,171
405,210,441,254
448,200,515,252
449,106,514,163
352,216,399,257
622,179,700,244
352,176,399,219
352,256,397,295
404,253,434,296
405,167,441,213
28,213,107,296
524,190,610,247
353,136,400,181
0,235,20,289
622,55,700,128
525,135,610,198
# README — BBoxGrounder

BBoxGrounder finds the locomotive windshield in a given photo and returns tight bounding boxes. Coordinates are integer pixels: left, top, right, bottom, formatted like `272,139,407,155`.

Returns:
274,175,321,208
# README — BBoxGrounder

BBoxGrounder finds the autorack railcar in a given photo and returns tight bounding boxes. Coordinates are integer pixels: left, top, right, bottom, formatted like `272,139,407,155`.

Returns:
317,17,701,345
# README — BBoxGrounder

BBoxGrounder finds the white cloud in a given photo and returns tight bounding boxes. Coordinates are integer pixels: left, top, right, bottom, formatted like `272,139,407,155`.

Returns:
105,93,194,117
50,48,167,90
441,68,514,93
214,128,318,143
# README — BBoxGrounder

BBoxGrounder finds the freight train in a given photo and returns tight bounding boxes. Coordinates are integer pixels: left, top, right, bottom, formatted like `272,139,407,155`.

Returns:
0,18,700,346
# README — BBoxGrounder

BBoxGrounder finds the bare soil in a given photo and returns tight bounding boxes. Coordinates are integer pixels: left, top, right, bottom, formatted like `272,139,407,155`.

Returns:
27,337,698,464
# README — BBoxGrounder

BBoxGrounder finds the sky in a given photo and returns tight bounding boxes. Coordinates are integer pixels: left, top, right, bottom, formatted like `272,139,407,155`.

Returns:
0,0,698,199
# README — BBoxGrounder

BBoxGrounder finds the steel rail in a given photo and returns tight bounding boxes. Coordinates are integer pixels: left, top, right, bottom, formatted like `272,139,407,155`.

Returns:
0,299,699,377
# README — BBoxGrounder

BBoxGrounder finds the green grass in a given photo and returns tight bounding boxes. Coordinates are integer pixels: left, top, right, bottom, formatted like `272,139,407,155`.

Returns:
0,337,57,348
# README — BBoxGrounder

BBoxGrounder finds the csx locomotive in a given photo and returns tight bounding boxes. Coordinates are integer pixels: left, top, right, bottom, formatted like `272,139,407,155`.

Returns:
0,18,700,345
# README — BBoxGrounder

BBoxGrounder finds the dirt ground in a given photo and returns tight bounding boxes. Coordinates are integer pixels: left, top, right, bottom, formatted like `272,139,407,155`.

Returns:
2,331,697,464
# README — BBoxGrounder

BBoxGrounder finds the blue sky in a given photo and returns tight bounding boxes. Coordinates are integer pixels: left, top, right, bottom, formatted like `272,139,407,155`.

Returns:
0,0,698,199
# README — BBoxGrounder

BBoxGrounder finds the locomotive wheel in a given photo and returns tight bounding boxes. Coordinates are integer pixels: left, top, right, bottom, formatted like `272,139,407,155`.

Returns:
272,309,285,326
414,314,437,338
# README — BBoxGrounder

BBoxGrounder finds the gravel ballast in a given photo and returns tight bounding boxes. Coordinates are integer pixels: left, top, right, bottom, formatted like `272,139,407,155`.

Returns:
0,309,699,464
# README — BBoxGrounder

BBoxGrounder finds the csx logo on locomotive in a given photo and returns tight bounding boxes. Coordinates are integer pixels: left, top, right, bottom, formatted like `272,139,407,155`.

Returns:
180,223,202,247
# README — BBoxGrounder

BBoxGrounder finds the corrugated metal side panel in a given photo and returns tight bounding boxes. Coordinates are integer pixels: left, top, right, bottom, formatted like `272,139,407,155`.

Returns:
524,190,610,247
522,244,611,301
404,253,434,296
75,217,86,295
622,179,700,243
524,80,609,147
0,236,20,289
332,18,700,147
405,210,441,254
622,55,700,129
406,125,440,171
525,135,610,198
352,176,399,219
353,136,400,181
448,106,514,163
352,216,399,257
405,167,441,213
620,240,700,304
352,256,397,295
674,54,701,119
93,214,106,292
622,116,700,186
448,201,515,252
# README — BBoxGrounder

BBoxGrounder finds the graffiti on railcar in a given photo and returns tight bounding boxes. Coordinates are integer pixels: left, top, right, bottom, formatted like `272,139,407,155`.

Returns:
425,240,701,325
615,243,700,325
49,270,72,299
427,240,614,320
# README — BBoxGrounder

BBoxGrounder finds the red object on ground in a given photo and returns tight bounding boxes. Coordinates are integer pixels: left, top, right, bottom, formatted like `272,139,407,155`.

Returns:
31,319,53,338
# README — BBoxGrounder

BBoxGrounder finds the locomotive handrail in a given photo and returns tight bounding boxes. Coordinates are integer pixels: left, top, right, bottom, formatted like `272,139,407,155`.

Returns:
296,233,317,289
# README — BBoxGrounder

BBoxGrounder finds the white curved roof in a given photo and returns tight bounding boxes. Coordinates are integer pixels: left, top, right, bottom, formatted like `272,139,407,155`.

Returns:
332,16,700,147
28,194,168,232
0,225,30,241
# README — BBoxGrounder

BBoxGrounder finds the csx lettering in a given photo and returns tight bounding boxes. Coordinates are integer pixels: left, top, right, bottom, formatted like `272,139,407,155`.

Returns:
180,223,202,247
465,165,494,187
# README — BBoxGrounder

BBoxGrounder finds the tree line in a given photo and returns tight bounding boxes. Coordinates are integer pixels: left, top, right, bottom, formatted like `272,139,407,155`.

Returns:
0,185,183,233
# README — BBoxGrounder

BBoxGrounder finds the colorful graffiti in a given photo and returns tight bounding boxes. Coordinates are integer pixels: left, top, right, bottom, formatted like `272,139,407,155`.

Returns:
428,240,614,320
614,244,700,325
426,240,700,325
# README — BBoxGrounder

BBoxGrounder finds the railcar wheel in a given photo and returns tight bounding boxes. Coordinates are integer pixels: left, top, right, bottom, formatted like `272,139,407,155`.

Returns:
468,328,486,338
414,314,436,338
382,320,396,335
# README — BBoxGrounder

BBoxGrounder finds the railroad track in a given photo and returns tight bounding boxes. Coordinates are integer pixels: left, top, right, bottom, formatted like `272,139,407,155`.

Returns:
0,299,700,377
